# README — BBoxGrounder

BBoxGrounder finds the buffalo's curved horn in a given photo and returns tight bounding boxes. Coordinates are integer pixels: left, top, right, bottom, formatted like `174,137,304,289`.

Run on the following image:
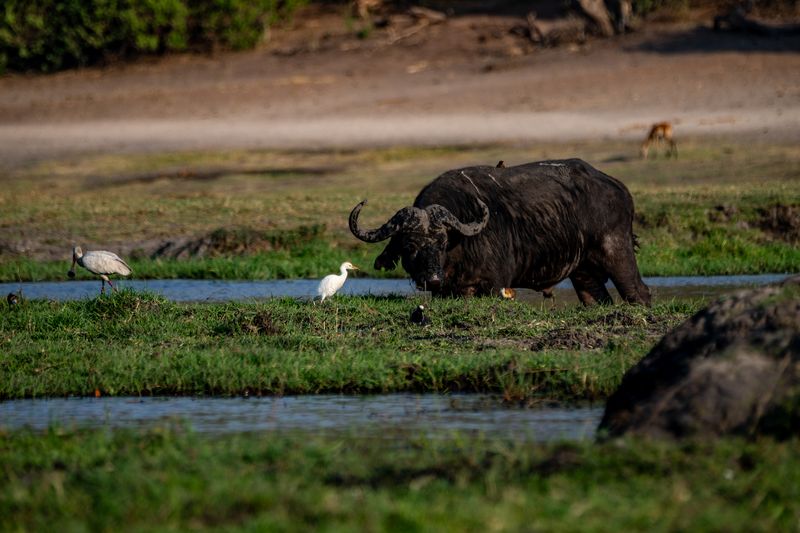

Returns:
425,198,490,236
349,200,422,243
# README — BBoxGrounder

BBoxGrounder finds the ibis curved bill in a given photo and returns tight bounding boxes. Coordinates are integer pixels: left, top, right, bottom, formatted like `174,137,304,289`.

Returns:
69,246,132,294
316,262,358,302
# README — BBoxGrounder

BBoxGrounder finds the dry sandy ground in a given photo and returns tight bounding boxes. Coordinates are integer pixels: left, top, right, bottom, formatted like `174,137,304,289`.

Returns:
1,8,799,168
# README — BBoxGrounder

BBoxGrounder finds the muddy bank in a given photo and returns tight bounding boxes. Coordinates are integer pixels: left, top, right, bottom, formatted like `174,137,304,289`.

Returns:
3,200,799,263
530,308,683,351
141,224,327,260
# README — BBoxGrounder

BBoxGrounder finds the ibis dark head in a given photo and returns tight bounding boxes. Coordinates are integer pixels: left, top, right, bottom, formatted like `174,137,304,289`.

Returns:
69,246,82,278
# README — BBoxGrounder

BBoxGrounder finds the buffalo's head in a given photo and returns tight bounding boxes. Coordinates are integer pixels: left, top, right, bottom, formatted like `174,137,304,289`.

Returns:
349,198,490,291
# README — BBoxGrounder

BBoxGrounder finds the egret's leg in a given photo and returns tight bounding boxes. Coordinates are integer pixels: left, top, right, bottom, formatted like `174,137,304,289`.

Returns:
100,279,106,294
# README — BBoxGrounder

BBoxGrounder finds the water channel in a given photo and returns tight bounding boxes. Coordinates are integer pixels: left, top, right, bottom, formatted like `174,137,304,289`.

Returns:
0,273,789,303
0,273,790,439
0,394,604,442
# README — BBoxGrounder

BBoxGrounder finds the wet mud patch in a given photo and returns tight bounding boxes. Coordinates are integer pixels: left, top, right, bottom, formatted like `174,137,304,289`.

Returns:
634,210,671,229
587,308,684,337
707,204,740,223
138,224,326,260
248,311,282,336
529,308,684,351
215,310,282,336
409,332,476,345
585,308,652,328
529,328,608,351
757,203,800,243
480,338,538,351
421,307,686,353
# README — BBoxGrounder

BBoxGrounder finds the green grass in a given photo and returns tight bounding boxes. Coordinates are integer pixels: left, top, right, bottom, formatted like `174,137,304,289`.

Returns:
0,290,698,400
1,140,798,281
1,426,798,531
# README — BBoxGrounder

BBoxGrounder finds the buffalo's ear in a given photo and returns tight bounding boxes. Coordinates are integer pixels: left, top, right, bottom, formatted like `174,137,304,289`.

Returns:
374,239,400,271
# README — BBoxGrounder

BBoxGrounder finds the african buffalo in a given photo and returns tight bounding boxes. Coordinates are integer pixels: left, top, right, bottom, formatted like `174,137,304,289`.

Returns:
349,159,651,305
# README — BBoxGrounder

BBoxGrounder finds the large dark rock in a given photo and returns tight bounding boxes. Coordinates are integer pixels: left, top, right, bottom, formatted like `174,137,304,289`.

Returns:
599,275,800,439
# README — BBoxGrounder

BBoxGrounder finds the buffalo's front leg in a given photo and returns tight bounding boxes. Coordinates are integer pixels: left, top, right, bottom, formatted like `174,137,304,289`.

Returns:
459,285,479,297
541,287,557,309
569,269,612,306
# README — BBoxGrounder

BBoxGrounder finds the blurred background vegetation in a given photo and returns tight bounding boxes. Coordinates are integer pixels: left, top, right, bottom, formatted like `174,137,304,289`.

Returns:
3,0,796,74
0,0,308,73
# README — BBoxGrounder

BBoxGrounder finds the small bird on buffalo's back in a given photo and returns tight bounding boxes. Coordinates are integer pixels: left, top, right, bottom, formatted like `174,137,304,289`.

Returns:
317,262,359,303
68,246,132,294
409,304,430,326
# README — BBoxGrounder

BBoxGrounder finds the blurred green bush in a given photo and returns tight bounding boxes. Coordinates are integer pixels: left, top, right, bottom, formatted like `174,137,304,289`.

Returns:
0,0,307,73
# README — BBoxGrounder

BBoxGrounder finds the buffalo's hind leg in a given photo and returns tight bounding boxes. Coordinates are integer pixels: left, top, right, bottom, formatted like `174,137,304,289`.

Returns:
569,268,613,306
601,235,651,306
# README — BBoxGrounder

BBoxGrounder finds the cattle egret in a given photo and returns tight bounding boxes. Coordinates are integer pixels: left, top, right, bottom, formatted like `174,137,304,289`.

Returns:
68,246,132,294
317,262,358,302
500,288,516,300
409,304,429,326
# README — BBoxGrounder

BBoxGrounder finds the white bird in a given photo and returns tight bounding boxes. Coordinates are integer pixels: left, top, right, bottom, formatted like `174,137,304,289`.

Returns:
316,262,359,302
68,246,132,294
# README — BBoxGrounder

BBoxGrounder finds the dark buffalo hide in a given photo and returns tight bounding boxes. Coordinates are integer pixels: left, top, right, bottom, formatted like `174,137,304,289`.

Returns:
349,158,650,305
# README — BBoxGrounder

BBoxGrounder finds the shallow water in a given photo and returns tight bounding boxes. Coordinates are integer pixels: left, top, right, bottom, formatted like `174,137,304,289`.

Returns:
0,274,789,303
0,394,603,442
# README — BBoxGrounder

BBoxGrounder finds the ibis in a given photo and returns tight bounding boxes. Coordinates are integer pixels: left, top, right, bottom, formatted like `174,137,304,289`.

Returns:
68,246,132,294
